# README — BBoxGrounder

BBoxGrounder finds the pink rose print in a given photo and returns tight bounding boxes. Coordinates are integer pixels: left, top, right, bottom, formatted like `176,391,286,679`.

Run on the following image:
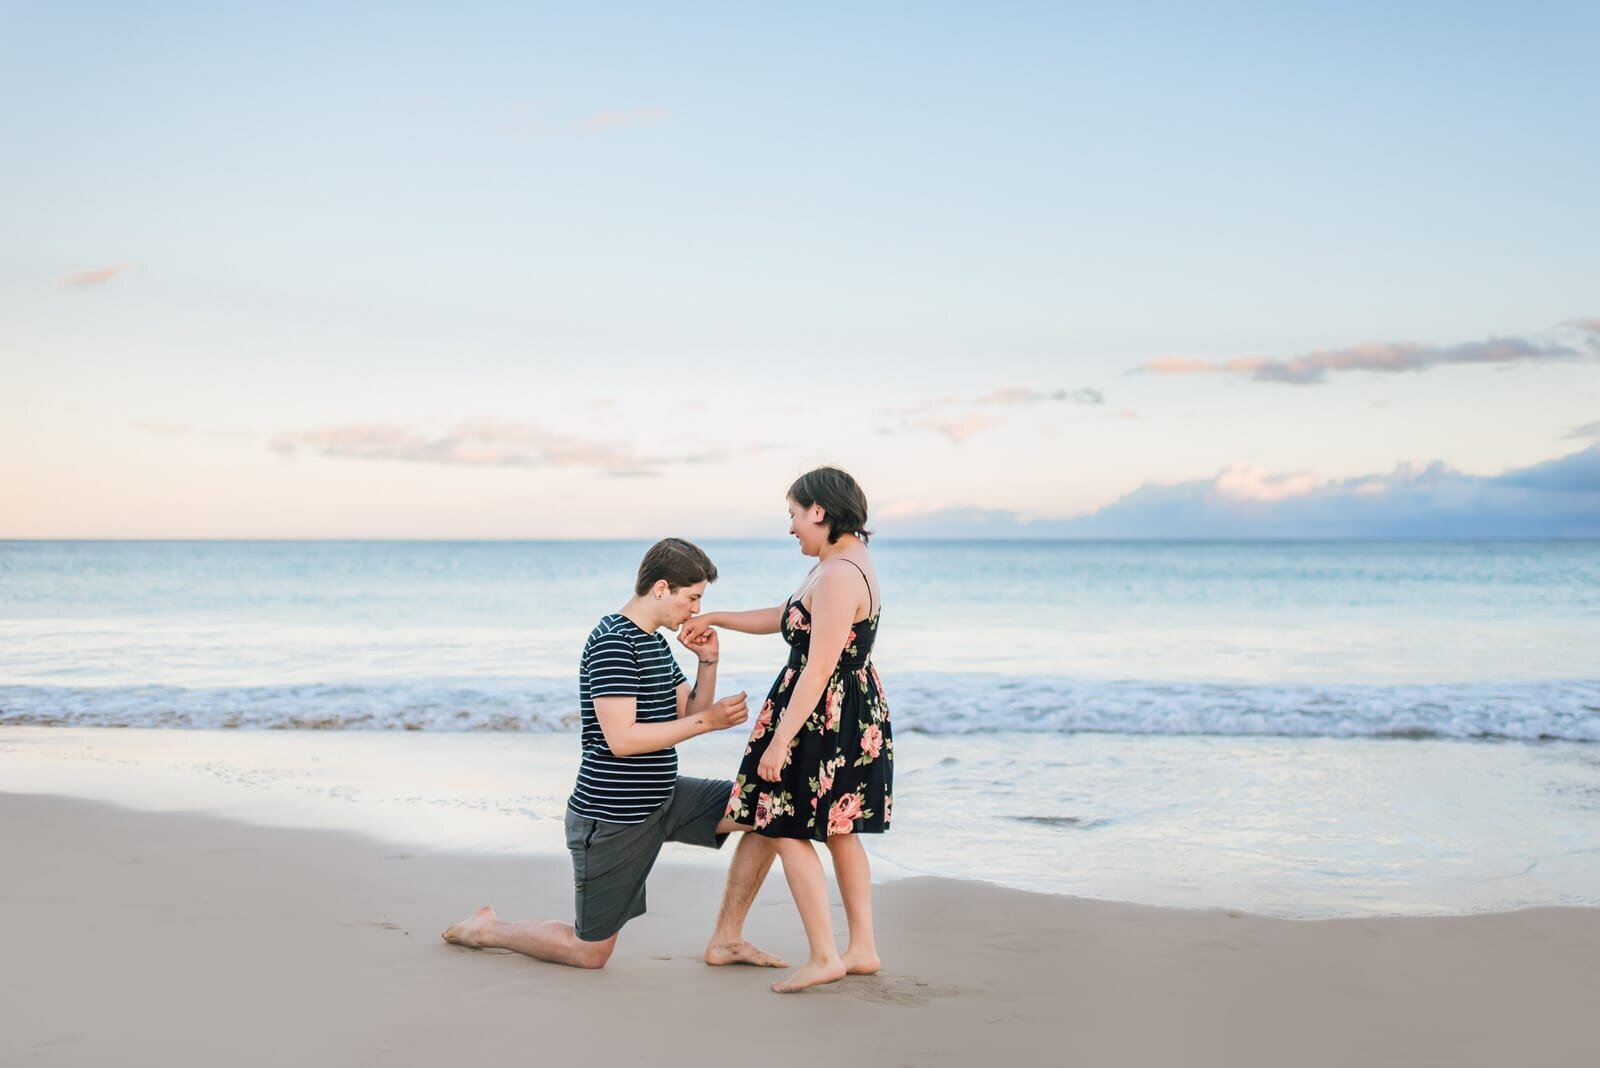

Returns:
860,723,883,760
754,793,773,830
823,683,841,731
780,668,795,692
749,699,773,741
827,792,864,835
786,605,810,633
726,782,742,816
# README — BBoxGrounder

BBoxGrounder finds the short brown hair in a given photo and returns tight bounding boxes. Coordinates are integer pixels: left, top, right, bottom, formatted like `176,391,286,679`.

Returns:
788,466,872,544
635,538,718,595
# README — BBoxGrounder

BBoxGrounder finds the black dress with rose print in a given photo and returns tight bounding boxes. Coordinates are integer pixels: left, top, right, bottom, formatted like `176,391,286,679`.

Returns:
726,560,892,840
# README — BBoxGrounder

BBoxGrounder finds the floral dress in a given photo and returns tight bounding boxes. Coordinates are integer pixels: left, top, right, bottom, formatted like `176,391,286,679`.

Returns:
726,561,893,840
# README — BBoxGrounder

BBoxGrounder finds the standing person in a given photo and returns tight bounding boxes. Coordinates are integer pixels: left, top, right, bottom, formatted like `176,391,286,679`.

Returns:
442,538,787,971
680,468,892,993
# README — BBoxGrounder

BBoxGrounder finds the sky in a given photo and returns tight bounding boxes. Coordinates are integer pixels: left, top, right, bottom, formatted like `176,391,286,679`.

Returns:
2,2,1597,538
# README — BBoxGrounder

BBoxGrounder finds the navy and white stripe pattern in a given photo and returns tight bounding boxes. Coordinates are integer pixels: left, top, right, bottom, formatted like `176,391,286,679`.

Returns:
567,613,688,823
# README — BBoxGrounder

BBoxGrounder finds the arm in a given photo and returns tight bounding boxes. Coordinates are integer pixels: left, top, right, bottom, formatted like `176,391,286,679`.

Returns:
685,605,785,639
595,693,748,757
677,628,721,718
757,567,861,780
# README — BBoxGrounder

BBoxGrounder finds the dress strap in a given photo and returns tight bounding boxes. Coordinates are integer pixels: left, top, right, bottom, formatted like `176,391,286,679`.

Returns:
839,558,874,615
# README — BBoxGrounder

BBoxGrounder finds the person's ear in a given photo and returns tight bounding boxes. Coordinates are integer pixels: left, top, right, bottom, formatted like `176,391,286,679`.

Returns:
653,579,669,601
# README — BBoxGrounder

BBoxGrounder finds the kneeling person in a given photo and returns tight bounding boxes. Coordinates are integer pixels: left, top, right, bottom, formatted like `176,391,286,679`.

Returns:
442,538,784,970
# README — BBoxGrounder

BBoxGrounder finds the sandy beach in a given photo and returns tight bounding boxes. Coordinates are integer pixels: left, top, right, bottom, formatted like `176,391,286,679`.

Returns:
4,791,1596,1068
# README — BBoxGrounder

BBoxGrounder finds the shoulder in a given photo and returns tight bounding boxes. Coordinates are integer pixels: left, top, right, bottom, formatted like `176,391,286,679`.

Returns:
587,616,639,652
814,559,867,602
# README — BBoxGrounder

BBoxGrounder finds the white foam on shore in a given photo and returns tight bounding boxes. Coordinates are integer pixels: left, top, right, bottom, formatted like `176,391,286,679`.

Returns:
4,675,1597,741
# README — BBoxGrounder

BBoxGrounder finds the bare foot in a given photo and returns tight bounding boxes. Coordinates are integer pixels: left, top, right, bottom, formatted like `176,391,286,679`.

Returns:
441,905,496,947
841,947,881,976
705,940,789,968
771,956,847,993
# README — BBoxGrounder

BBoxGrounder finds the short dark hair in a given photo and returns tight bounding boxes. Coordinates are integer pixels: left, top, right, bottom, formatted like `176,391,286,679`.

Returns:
788,466,872,545
635,538,718,595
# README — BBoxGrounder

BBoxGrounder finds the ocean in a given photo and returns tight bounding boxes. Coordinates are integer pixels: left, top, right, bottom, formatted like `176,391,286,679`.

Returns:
2,539,1597,916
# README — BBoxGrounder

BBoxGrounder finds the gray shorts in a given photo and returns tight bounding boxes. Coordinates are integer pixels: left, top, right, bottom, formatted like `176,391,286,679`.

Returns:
564,776,733,943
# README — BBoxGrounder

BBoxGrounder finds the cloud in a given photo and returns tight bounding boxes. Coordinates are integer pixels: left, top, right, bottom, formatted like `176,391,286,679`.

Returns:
881,395,962,418
975,386,1104,407
876,446,1600,539
59,262,134,287
1211,465,1325,503
1565,421,1600,441
1134,322,1594,385
579,107,669,133
924,414,1000,443
880,384,1104,442
269,419,723,475
1141,354,1269,376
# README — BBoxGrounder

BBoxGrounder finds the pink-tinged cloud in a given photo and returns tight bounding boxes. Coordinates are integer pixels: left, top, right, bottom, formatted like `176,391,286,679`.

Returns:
881,394,962,418
59,262,133,287
269,419,724,474
1211,465,1324,503
1135,324,1592,385
926,414,999,443
1140,355,1269,376
580,107,669,133
880,384,1105,440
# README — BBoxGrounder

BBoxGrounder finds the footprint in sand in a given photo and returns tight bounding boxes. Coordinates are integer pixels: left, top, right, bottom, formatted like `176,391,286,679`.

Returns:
819,975,963,1007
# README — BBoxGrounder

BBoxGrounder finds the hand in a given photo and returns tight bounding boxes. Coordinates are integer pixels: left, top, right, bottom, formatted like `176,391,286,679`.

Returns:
757,736,791,781
688,626,719,664
706,691,748,731
678,616,715,650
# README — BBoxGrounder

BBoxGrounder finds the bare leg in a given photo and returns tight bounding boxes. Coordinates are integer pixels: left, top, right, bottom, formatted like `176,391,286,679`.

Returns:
441,906,616,969
705,825,788,968
769,838,847,994
825,834,880,975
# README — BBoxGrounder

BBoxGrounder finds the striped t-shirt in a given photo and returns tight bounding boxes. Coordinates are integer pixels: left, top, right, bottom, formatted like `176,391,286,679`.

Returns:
567,613,688,823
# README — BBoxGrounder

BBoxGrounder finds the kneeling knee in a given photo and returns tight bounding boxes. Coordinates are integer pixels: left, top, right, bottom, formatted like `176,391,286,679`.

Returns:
573,939,615,969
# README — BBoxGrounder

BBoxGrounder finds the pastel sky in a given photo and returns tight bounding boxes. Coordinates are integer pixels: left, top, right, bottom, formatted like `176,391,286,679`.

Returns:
3,2,1597,538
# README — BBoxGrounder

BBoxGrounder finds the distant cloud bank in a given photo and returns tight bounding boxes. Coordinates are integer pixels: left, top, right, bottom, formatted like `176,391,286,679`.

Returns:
878,445,1600,538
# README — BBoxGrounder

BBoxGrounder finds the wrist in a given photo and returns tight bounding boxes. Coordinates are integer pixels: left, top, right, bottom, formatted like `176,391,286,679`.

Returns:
698,656,718,666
